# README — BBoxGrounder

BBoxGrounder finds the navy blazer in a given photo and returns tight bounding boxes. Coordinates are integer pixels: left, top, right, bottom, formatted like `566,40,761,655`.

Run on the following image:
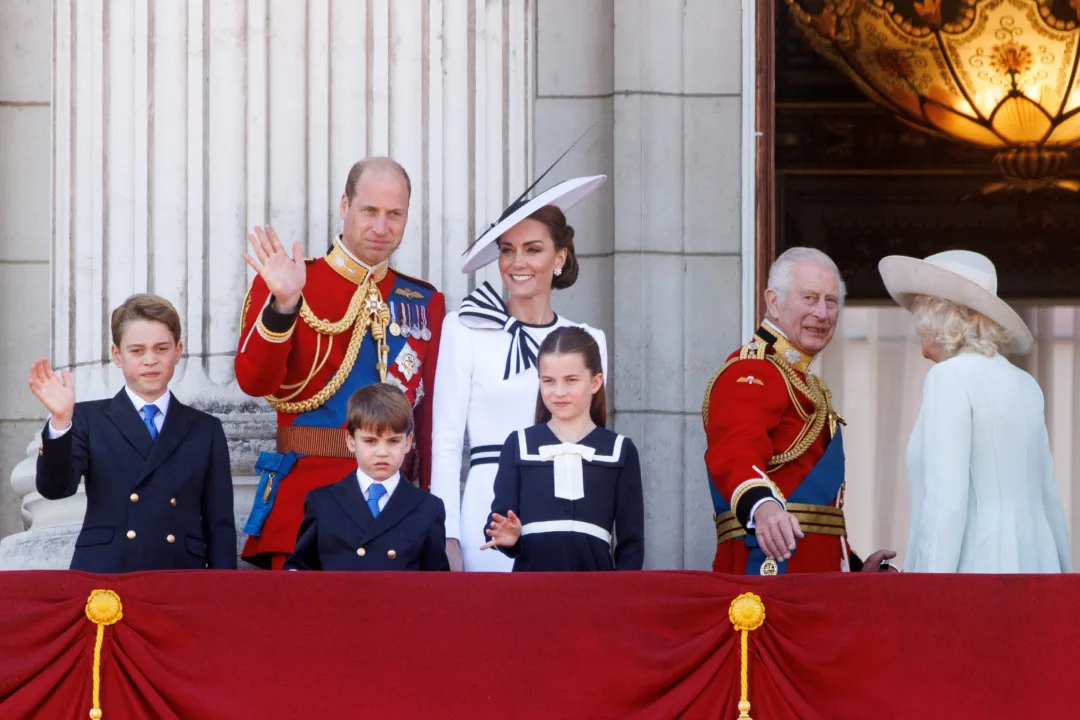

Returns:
36,389,237,572
285,473,449,571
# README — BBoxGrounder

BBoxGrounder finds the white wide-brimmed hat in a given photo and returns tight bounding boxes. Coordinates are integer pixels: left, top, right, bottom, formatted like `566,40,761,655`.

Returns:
878,250,1033,355
461,175,607,274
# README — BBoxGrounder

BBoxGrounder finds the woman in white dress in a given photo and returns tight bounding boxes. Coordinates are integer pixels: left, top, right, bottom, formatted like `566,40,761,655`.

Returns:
431,175,608,571
879,250,1071,573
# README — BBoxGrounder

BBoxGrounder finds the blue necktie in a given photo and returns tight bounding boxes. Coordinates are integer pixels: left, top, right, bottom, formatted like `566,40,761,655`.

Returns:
142,404,159,441
367,483,386,519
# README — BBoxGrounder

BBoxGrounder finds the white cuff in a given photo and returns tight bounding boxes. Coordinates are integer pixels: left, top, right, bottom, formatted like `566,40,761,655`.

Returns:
746,497,783,529
47,418,72,439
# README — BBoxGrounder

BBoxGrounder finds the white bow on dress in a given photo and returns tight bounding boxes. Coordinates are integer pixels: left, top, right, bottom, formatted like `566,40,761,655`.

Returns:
538,443,596,501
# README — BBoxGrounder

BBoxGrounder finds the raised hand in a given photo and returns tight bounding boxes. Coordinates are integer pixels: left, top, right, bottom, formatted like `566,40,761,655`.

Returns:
28,359,75,429
480,510,522,550
242,225,307,313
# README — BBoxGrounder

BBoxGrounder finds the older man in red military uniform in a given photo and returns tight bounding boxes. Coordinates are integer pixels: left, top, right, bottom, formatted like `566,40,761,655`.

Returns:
236,157,444,569
703,247,894,575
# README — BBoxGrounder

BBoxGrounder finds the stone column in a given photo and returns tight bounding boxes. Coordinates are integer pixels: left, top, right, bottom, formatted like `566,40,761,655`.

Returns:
610,0,747,570
0,0,53,543
0,0,534,569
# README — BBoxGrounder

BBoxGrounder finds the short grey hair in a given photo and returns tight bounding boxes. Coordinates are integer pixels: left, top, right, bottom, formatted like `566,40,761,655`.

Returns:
910,295,1011,359
766,247,847,307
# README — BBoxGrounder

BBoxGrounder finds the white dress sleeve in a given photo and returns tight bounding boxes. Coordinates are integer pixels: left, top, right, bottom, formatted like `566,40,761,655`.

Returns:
912,363,973,573
430,312,473,541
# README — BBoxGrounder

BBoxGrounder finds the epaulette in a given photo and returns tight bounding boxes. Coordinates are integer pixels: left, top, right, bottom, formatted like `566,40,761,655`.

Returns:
701,339,769,430
738,338,768,360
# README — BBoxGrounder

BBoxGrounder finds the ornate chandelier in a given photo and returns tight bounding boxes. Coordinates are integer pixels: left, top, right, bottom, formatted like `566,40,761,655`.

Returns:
785,0,1080,191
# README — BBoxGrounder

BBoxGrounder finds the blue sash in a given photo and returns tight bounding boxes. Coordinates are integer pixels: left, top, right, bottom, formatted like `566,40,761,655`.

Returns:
743,429,845,575
707,429,846,575
242,451,299,536
243,275,433,536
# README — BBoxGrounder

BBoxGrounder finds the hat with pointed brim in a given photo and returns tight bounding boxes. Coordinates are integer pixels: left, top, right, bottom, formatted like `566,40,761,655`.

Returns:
878,250,1033,355
461,175,607,274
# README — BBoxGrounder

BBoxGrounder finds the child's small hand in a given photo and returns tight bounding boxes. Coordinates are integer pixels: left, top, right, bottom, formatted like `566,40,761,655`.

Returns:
28,359,75,428
480,510,522,550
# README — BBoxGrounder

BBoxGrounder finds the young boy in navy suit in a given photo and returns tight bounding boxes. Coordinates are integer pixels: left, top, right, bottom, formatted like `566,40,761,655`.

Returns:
30,294,236,572
285,384,449,571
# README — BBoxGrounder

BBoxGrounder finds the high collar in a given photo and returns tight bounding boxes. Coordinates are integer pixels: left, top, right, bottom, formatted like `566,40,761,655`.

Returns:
757,319,815,373
327,236,390,286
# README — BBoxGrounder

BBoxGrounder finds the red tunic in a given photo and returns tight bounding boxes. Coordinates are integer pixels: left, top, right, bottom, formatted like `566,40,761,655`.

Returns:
703,330,846,574
236,243,444,568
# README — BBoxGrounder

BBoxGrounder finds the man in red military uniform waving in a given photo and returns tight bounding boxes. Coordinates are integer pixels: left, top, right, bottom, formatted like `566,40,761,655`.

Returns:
703,247,894,575
237,157,444,569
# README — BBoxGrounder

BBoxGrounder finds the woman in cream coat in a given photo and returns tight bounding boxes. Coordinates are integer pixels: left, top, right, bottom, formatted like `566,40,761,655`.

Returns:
879,250,1071,573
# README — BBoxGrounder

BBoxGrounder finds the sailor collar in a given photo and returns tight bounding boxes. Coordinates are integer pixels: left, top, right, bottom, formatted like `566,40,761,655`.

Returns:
755,320,815,373
326,236,390,286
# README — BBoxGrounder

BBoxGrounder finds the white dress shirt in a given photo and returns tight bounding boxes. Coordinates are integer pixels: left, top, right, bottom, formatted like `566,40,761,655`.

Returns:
49,387,171,439
357,469,400,512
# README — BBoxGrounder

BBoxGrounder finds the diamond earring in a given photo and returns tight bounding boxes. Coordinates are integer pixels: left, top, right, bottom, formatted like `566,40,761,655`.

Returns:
554,266,563,277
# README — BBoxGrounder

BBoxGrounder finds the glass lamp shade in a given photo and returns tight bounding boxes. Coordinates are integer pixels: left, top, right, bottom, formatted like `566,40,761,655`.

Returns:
785,0,1080,182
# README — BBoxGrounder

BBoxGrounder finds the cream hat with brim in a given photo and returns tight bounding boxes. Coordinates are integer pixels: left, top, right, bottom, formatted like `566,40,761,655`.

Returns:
461,175,607,274
878,250,1033,355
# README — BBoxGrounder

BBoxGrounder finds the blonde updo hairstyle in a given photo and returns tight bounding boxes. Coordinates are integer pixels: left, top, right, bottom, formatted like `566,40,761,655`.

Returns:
910,294,1012,359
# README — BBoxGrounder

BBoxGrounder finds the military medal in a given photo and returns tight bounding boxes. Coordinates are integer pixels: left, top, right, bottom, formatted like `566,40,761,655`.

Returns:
388,303,401,337
409,306,423,339
420,307,432,341
399,304,412,337
395,342,421,381
761,558,779,576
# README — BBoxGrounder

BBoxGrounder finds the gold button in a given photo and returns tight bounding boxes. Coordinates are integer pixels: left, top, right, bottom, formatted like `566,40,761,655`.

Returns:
356,547,366,557
126,530,136,540
166,534,176,544
387,550,396,559
170,498,176,506
129,493,139,503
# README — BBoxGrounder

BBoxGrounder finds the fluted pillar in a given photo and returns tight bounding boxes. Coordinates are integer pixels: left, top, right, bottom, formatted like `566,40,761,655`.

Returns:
0,0,534,568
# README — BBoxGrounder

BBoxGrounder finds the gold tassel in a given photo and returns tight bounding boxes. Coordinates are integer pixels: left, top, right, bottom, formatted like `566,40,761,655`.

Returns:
729,593,766,720
84,589,124,720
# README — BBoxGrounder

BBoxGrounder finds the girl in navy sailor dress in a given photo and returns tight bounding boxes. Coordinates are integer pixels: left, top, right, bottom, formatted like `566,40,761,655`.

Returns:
482,327,644,571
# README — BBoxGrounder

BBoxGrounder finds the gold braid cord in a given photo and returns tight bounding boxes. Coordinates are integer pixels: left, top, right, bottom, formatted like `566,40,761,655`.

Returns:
299,285,366,335
700,352,831,470
764,355,829,470
266,282,388,414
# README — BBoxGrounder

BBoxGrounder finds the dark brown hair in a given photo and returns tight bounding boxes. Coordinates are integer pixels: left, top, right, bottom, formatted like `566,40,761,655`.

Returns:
344,156,412,201
346,383,414,436
534,327,606,427
110,294,182,348
526,205,579,290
